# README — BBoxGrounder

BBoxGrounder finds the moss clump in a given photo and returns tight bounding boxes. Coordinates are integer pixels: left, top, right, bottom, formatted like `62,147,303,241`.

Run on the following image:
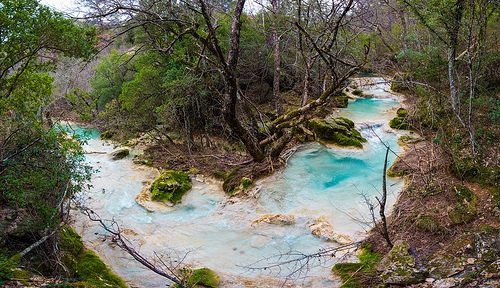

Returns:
390,117,412,130
448,208,475,224
453,184,476,203
396,107,408,117
241,178,253,190
308,118,367,148
222,167,240,193
76,252,127,288
352,89,364,96
150,170,192,203
331,244,381,288
186,268,220,287
212,171,226,180
100,130,115,140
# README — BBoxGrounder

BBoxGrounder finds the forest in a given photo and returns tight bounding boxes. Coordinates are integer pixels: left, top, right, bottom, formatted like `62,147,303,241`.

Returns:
1,0,500,287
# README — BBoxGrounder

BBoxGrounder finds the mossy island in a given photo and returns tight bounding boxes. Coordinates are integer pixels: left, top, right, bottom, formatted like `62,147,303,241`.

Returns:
307,117,367,148
150,170,192,204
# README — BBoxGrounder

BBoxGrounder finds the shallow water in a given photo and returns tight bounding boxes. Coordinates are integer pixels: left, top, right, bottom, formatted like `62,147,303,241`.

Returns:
71,79,404,287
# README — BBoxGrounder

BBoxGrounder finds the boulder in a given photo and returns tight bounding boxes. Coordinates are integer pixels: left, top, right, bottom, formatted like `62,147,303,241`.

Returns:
308,217,353,244
377,240,428,285
252,214,295,226
110,149,129,160
307,118,367,148
150,170,192,204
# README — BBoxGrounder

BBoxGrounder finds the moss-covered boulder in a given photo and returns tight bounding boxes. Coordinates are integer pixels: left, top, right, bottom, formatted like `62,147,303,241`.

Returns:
186,268,220,287
110,149,129,160
389,116,412,130
150,170,192,203
396,107,408,117
448,184,477,224
377,240,428,285
308,117,367,148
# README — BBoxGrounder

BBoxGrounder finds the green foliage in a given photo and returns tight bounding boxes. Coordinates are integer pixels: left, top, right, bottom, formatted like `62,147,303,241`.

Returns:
0,0,97,97
0,123,93,231
150,171,192,203
0,254,16,281
89,49,136,110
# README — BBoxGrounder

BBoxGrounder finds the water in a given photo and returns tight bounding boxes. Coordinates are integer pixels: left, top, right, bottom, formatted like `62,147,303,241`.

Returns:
71,78,405,287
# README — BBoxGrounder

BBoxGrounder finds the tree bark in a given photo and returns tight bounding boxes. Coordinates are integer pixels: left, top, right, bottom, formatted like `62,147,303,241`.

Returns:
272,0,283,116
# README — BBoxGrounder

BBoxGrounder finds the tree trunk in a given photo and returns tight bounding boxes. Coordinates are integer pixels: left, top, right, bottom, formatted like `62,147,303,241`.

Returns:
272,0,283,116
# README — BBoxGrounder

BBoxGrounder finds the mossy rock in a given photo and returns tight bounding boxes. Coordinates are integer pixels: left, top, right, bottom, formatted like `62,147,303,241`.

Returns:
389,117,411,130
416,215,442,234
352,89,364,96
76,252,127,288
150,170,192,203
186,268,220,287
13,270,29,280
448,208,476,224
308,118,366,148
110,149,129,160
453,184,477,203
396,107,408,117
60,226,84,257
100,130,115,140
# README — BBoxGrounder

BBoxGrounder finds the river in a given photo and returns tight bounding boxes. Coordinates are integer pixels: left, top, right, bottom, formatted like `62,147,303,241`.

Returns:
71,78,407,287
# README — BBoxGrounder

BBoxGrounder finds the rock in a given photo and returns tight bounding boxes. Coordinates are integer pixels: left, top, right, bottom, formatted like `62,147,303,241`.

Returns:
307,118,367,148
252,214,295,226
110,149,129,160
476,227,500,261
491,206,500,217
433,278,462,288
308,217,353,244
428,257,465,278
377,240,428,285
150,170,192,204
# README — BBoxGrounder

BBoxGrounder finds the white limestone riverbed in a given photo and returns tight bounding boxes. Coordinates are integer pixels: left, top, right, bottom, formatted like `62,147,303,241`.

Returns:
71,78,406,287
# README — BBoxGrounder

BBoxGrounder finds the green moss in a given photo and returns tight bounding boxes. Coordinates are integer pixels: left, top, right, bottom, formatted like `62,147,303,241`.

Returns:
222,167,240,193
352,89,364,96
396,107,408,117
416,215,442,233
186,268,220,287
150,170,192,203
331,244,381,288
390,117,412,130
333,262,363,273
60,226,84,257
308,118,366,148
453,184,476,203
13,270,29,280
241,178,252,190
76,252,127,288
212,171,226,180
10,254,22,264
0,254,15,280
448,208,475,224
